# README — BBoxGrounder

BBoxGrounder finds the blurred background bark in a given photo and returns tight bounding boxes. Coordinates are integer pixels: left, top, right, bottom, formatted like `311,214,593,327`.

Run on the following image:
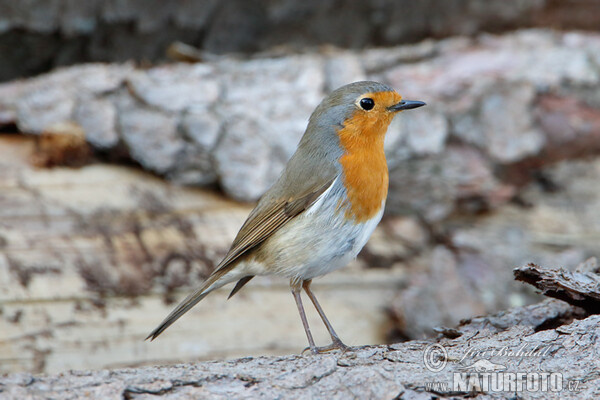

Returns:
2,0,600,82
0,0,599,376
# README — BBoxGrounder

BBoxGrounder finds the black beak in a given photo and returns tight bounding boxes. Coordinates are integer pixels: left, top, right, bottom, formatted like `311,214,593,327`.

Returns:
388,100,426,112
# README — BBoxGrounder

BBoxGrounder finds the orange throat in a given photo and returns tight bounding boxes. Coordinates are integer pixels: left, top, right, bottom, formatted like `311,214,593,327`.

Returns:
337,92,399,223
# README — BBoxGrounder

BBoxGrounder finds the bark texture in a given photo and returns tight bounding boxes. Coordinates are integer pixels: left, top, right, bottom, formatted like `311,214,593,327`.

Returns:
1,263,599,399
2,0,600,81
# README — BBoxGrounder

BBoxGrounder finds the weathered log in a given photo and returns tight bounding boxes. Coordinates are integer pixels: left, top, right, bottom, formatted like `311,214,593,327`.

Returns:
2,0,600,82
1,281,598,399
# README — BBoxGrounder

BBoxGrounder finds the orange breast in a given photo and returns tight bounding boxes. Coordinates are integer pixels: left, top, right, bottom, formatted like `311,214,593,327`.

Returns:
337,92,400,223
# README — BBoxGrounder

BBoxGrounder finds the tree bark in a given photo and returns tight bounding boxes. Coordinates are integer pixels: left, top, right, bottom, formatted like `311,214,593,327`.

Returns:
2,0,600,81
515,260,600,314
1,264,598,399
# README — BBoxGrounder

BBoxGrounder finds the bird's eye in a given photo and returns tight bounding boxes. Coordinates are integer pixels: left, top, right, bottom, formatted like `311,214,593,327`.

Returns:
359,98,375,110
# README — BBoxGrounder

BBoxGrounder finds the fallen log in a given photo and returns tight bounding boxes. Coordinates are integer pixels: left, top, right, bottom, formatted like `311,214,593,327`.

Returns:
1,263,598,399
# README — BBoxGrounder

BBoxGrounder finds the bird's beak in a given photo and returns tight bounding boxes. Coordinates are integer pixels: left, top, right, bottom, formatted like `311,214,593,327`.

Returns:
388,100,426,112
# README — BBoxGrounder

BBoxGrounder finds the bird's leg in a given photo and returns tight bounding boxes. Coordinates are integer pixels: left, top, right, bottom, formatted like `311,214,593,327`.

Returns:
291,278,318,354
302,280,350,353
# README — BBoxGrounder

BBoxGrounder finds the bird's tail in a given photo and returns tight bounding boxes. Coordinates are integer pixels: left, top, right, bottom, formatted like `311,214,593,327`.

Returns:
145,271,229,341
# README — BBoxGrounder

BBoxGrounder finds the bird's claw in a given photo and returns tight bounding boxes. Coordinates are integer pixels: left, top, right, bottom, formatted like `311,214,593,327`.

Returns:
302,339,350,355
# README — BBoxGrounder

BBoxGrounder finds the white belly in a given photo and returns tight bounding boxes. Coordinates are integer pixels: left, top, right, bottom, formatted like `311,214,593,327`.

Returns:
299,205,383,279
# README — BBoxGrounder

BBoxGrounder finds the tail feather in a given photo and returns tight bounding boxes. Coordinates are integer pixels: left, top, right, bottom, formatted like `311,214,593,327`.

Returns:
146,272,228,341
227,276,254,299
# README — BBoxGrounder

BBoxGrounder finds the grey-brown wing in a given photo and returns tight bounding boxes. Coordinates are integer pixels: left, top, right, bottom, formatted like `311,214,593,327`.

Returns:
213,177,336,275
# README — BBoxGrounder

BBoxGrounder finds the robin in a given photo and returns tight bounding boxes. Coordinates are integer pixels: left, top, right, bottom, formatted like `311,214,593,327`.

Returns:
147,81,425,353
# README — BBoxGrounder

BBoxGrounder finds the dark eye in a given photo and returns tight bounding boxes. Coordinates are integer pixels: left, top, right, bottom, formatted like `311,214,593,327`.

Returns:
359,98,375,110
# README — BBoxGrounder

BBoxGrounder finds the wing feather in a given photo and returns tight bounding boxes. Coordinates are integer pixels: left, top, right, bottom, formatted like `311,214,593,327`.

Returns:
213,177,336,275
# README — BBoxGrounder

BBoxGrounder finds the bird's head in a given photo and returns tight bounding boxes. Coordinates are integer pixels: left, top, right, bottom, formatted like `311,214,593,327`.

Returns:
306,81,425,146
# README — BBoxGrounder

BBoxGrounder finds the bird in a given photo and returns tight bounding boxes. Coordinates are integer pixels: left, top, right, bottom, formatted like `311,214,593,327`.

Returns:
146,81,425,353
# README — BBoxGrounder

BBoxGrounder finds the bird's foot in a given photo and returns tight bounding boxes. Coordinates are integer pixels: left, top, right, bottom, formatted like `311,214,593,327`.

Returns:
302,338,350,355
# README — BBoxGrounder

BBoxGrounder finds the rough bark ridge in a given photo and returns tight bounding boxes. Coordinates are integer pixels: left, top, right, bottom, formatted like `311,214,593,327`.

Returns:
1,263,599,399
515,259,600,314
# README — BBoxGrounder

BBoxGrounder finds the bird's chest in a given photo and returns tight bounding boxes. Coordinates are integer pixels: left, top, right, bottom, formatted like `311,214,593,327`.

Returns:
338,144,388,223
